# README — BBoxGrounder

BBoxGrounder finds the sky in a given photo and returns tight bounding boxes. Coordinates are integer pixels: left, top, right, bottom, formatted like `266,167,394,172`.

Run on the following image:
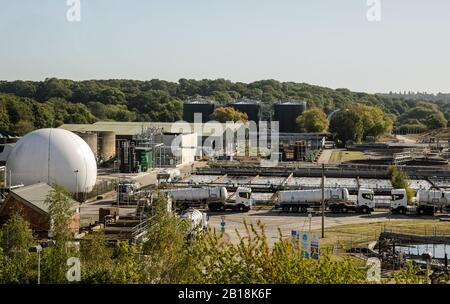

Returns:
0,0,450,93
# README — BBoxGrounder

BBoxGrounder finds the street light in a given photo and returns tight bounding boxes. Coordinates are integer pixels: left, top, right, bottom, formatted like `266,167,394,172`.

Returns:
29,245,42,284
74,170,79,202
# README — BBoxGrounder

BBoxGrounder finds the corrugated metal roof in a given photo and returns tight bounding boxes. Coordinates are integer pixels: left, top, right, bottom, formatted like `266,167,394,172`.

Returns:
10,183,79,214
59,121,242,137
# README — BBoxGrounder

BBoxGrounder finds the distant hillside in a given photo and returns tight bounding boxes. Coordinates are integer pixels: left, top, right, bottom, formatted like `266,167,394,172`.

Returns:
0,78,448,135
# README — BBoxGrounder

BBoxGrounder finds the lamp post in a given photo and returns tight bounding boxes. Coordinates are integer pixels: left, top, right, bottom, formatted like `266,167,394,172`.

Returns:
30,245,42,284
74,170,79,201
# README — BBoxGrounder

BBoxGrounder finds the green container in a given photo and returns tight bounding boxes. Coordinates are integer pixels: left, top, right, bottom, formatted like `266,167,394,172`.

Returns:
138,150,153,172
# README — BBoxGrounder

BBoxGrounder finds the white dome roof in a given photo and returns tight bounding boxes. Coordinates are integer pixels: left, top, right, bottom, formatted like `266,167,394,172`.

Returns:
6,128,97,193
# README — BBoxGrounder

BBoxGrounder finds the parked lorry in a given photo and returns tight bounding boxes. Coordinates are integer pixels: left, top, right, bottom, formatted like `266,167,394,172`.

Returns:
117,180,140,204
390,188,450,216
275,188,375,214
157,169,181,184
163,186,253,212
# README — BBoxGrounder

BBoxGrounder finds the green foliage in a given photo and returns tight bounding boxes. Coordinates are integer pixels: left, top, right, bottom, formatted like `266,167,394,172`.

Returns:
0,78,447,135
141,192,194,283
45,185,75,242
388,166,414,202
425,112,447,130
187,221,367,284
392,262,426,284
351,104,393,139
0,199,437,284
0,213,37,283
42,185,78,283
79,233,114,283
397,102,448,131
296,108,329,132
109,241,141,283
329,103,394,144
329,109,364,145
210,107,249,123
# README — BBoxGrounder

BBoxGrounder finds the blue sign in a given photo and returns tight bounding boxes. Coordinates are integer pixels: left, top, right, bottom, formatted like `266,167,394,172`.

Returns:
220,219,226,233
300,232,310,258
310,234,320,260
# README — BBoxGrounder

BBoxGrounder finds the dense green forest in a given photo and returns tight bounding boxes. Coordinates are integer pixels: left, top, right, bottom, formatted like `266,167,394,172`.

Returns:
0,78,448,135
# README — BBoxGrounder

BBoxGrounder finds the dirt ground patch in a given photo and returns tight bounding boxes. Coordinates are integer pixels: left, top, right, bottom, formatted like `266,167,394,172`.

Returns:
329,151,364,164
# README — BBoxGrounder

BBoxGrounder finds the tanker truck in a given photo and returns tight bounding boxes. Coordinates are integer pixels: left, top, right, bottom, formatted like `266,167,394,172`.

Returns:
275,188,375,214
179,208,208,237
163,186,253,212
391,188,450,216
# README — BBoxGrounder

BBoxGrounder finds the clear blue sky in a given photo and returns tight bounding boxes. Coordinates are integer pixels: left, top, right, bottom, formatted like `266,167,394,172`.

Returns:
1,0,449,93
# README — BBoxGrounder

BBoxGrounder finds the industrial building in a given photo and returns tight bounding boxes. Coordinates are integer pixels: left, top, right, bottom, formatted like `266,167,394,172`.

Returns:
0,183,80,238
60,121,244,166
117,130,197,172
183,98,216,123
273,100,307,133
0,129,20,165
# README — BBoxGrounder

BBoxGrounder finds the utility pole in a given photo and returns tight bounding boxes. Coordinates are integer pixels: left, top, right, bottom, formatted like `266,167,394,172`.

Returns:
321,163,325,239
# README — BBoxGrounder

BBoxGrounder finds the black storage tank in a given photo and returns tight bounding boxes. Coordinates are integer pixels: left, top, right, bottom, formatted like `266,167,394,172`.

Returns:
228,99,261,123
183,99,216,123
273,100,307,133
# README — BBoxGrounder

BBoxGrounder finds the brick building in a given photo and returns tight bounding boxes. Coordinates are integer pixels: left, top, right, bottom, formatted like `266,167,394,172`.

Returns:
0,183,80,238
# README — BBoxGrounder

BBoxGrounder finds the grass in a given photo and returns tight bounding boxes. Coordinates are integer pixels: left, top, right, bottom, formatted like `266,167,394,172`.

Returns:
315,220,450,250
329,150,364,164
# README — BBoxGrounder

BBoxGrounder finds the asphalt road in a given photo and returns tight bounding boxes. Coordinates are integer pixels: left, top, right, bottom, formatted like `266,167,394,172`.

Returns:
207,209,419,246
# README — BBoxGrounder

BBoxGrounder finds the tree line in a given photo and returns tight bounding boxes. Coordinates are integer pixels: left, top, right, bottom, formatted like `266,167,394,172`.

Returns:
0,78,448,136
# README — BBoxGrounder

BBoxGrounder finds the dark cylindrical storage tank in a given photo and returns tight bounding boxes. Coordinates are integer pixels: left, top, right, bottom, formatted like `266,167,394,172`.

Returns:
98,131,116,163
183,99,216,123
273,100,307,133
228,100,261,123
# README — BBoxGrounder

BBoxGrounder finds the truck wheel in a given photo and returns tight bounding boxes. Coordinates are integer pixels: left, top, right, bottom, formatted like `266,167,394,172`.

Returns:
300,206,307,213
342,206,348,213
292,206,299,213
361,206,369,214
238,205,245,213
282,206,290,213
417,208,425,216
398,207,406,215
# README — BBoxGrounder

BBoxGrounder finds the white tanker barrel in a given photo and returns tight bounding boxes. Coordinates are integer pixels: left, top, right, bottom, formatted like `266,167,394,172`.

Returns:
180,208,205,230
165,187,228,202
417,189,450,204
276,188,349,204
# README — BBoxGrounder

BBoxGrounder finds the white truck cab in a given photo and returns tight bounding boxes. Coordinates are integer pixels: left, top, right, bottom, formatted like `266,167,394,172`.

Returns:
390,189,409,214
235,187,253,210
357,189,375,211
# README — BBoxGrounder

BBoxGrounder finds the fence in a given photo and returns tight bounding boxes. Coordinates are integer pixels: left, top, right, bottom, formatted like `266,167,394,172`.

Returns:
84,180,117,200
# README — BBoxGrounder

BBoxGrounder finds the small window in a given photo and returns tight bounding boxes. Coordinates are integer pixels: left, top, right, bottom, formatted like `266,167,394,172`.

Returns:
391,194,404,201
362,193,374,200
239,192,251,199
